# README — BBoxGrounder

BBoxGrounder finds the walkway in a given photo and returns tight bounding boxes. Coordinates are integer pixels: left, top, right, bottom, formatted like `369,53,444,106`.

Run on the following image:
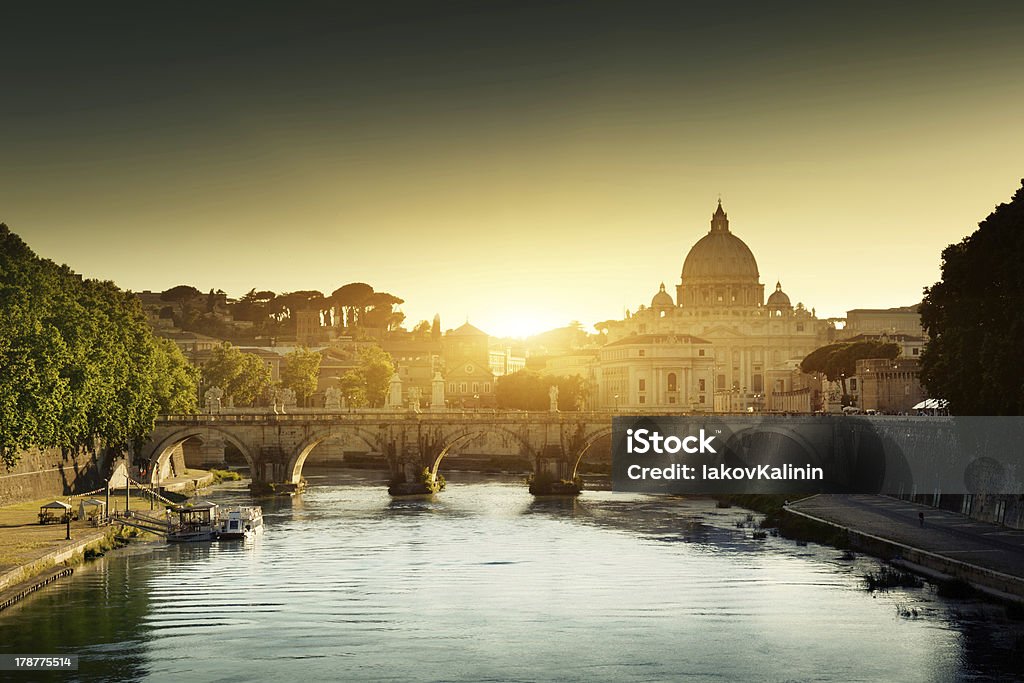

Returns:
788,494,1024,580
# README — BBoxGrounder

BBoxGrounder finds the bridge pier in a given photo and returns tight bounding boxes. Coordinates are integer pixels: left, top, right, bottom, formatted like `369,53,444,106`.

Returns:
529,446,582,496
387,434,444,496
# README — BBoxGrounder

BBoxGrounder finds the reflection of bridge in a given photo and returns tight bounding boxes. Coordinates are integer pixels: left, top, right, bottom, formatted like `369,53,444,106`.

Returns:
141,411,619,493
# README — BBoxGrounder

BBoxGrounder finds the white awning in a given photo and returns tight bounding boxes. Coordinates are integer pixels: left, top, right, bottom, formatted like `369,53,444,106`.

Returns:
911,398,948,410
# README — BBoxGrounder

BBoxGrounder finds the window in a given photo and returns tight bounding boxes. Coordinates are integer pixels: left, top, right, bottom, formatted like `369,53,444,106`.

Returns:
667,373,677,392
638,379,646,391
698,349,705,357
668,396,676,404
639,396,646,404
472,382,479,393
699,379,706,392
699,395,705,404
483,383,491,393
912,347,920,356
638,350,645,357
449,383,456,393
850,378,857,391
459,383,467,393
717,374,726,390
796,323,804,332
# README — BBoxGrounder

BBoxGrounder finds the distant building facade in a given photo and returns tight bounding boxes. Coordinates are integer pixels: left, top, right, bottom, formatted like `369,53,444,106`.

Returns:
856,357,926,413
595,202,829,411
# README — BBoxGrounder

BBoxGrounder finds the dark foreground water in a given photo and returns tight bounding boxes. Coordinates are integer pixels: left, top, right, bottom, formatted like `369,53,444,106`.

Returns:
2,469,1022,682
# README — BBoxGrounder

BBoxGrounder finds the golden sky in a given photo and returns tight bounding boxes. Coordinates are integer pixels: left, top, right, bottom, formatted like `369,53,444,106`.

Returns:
2,2,1023,338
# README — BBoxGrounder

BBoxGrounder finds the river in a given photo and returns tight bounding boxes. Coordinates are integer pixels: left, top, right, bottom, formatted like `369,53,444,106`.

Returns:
2,469,1021,682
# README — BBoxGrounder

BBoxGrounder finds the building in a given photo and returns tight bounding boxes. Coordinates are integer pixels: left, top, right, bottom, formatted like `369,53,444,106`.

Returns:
842,305,923,338
596,202,829,411
856,357,926,413
442,323,496,408
599,334,714,410
843,332,926,360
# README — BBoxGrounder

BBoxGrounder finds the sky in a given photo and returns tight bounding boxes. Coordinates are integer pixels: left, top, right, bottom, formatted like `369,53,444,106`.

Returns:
2,1,1023,338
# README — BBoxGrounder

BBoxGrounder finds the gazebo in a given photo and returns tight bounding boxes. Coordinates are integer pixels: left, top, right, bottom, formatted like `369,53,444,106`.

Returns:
78,498,107,525
38,500,71,525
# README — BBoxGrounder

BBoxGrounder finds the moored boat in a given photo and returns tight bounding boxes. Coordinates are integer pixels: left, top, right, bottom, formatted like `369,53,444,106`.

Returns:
167,501,218,542
217,506,263,540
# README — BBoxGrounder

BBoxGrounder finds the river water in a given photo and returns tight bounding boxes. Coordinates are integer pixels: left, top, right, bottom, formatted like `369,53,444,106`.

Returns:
2,469,1022,682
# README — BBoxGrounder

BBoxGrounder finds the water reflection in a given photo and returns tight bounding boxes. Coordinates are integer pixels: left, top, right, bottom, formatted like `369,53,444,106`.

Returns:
0,468,1021,682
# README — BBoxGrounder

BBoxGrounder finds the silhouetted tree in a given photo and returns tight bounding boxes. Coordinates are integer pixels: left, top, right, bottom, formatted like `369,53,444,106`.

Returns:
920,179,1024,414
801,341,900,396
332,282,374,328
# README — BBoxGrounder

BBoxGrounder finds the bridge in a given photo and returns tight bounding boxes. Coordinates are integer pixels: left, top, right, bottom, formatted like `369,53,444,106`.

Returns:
139,412,1023,498
140,410,622,494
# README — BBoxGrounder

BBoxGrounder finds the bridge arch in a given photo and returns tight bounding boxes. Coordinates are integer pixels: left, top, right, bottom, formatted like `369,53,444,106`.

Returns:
570,425,613,480
287,426,384,485
726,425,820,469
427,425,534,482
145,427,256,484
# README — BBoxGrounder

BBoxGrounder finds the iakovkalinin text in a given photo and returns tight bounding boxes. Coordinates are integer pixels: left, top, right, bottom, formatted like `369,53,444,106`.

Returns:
623,428,824,482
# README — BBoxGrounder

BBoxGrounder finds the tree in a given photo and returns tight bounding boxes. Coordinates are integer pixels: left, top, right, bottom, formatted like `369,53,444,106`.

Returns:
362,291,405,331
151,338,200,414
801,341,900,397
553,374,589,411
201,342,272,407
920,180,1024,415
411,320,431,340
332,282,374,328
1,224,198,466
335,345,394,407
496,370,549,410
281,347,322,407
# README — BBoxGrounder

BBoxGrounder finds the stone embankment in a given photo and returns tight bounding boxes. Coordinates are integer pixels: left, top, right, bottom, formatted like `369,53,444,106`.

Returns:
786,494,1024,601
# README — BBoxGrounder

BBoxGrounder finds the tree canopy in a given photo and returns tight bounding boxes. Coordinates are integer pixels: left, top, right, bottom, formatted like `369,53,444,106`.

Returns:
800,340,900,396
337,345,394,408
1,224,198,467
280,347,322,407
496,370,588,411
200,342,273,407
920,180,1024,415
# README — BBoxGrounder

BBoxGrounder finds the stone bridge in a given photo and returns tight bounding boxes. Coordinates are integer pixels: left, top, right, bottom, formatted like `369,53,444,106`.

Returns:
139,412,1018,498
140,410,622,494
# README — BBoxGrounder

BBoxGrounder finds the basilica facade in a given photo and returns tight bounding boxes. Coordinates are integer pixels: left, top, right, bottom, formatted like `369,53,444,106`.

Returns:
595,202,828,411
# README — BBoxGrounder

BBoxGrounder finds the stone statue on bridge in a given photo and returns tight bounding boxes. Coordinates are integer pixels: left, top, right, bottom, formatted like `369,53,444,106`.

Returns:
549,385,559,412
409,387,422,412
281,387,297,411
204,386,223,414
324,386,342,411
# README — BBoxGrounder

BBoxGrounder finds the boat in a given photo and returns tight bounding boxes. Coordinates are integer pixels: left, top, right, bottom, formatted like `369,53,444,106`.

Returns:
167,501,218,542
216,506,263,540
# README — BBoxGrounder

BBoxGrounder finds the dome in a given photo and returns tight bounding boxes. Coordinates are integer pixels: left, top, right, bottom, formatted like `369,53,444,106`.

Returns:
680,201,759,283
766,281,791,307
651,283,673,308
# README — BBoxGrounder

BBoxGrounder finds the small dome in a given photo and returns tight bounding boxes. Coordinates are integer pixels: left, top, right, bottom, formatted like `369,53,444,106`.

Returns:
651,283,674,308
767,281,791,307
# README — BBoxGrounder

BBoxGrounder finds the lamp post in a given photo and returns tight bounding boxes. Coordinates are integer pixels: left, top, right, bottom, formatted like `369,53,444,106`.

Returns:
65,498,71,540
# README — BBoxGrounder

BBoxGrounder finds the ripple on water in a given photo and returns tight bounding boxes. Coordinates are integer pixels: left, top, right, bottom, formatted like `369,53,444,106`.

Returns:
0,472,1020,682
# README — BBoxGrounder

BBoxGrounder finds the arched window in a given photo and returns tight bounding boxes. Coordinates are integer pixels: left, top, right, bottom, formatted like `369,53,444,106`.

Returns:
668,373,677,392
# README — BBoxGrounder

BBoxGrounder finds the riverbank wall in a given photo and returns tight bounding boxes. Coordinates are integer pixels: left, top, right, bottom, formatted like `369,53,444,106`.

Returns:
784,504,1024,601
0,527,117,606
0,446,108,507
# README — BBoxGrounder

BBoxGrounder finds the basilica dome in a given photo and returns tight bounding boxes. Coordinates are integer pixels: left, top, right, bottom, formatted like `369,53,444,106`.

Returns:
651,283,674,308
767,282,791,307
680,201,759,283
